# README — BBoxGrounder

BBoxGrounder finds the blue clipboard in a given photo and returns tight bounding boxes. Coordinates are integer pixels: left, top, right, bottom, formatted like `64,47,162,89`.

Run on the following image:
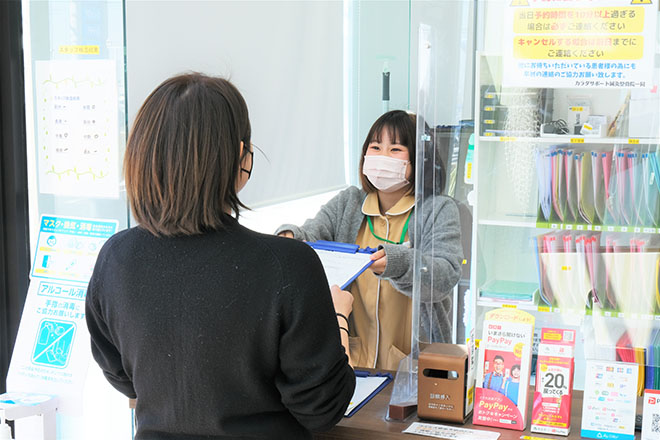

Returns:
344,370,393,418
307,240,378,290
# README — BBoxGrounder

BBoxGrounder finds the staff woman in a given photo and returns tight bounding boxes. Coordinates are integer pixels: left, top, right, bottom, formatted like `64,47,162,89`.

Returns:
277,110,462,370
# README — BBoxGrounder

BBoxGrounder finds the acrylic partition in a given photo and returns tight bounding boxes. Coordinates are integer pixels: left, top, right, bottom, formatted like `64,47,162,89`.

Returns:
388,16,476,415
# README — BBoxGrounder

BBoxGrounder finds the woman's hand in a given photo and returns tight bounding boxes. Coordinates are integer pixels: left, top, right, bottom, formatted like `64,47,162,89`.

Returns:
331,285,353,366
369,249,387,275
330,285,353,318
278,231,294,238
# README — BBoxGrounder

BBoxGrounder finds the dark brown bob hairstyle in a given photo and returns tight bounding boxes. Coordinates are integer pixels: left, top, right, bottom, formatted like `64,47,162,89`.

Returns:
358,110,416,194
124,73,251,236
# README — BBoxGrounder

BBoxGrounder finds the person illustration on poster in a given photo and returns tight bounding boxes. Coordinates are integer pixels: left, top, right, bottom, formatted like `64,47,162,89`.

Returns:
504,364,520,405
483,354,506,393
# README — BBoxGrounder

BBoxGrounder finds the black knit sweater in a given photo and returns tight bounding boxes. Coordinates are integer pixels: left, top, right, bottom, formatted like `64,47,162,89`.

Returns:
85,217,355,439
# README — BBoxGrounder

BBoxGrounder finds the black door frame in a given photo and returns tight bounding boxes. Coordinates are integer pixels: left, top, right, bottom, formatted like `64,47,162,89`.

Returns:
0,0,30,393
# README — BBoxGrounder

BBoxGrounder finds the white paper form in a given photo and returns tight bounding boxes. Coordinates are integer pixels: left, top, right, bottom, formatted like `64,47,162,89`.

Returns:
403,422,500,440
312,249,373,290
344,376,389,416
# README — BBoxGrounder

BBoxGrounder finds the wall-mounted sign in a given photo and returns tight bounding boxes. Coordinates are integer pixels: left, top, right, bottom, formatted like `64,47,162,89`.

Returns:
503,0,658,88
35,60,120,198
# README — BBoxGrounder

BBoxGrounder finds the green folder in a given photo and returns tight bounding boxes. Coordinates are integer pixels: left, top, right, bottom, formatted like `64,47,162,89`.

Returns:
480,280,539,302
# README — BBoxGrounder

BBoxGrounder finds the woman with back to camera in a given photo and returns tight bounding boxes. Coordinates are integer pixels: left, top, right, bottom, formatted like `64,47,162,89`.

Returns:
85,73,355,439
276,110,463,371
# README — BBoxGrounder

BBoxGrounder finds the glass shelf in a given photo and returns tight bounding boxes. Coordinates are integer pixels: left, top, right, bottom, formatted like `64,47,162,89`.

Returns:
477,298,570,314
479,135,660,145
537,222,659,234
477,218,660,234
477,217,537,228
477,298,660,321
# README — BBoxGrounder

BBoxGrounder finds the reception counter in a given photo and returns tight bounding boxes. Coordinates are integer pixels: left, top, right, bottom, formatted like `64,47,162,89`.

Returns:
130,376,642,439
314,377,624,440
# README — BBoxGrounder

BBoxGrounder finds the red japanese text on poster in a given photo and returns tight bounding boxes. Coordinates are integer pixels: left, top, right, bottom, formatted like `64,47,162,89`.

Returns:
503,0,658,88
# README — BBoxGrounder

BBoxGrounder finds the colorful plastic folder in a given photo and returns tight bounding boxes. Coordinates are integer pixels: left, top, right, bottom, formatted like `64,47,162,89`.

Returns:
616,331,647,396
535,145,660,229
307,240,376,290
644,328,660,391
536,231,594,310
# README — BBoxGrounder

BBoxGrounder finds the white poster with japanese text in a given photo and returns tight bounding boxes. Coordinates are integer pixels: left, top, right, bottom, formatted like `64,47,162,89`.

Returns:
7,215,117,415
31,215,118,284
503,0,658,88
7,281,90,415
35,60,120,197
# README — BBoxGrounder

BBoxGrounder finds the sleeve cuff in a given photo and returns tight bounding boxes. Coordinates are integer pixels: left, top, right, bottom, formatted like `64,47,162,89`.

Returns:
274,224,304,239
378,243,409,279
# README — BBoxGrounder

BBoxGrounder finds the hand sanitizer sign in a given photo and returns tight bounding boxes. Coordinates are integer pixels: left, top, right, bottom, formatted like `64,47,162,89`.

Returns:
7,215,117,415
33,319,76,368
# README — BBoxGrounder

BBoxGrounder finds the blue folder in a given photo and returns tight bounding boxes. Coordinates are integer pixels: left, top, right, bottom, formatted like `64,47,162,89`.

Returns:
307,240,378,255
307,240,377,290
344,370,393,418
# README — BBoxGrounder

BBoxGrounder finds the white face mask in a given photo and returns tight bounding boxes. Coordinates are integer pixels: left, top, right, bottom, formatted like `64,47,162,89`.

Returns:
362,155,410,193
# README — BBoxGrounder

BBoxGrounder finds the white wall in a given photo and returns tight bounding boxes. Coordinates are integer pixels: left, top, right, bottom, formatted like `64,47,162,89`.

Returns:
125,0,347,207
346,0,411,185
240,188,342,235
